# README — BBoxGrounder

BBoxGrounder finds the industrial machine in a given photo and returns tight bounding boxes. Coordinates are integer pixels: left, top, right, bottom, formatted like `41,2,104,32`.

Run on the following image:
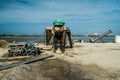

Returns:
8,42,41,57
90,30,112,43
45,19,73,53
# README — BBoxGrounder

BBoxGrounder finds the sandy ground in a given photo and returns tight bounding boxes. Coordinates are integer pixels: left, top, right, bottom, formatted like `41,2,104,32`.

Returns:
0,48,8,58
42,43,120,80
0,43,120,80
75,43,120,70
43,43,120,70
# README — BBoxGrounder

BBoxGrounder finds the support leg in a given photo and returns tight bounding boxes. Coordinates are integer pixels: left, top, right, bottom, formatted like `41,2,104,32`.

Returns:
53,37,58,53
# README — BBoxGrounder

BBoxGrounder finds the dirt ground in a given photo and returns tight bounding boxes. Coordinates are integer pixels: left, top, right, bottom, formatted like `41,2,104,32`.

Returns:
0,43,120,80
0,48,8,58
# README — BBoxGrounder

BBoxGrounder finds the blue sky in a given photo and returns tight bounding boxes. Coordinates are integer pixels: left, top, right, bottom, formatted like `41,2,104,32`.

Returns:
0,0,120,35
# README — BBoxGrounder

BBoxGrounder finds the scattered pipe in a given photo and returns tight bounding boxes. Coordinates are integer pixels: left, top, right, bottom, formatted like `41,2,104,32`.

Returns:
0,55,54,71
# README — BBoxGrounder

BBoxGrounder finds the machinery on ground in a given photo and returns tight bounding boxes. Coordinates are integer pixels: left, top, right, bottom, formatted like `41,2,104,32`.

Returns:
45,19,73,53
8,42,41,57
90,30,112,43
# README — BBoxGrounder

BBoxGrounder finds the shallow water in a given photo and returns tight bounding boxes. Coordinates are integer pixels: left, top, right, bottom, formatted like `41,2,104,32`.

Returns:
0,36,115,43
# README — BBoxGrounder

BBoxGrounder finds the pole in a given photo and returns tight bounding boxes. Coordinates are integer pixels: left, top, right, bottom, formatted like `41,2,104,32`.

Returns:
0,55,54,71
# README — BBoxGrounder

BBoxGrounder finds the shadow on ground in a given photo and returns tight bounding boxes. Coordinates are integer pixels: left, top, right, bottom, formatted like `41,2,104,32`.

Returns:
1,59,120,80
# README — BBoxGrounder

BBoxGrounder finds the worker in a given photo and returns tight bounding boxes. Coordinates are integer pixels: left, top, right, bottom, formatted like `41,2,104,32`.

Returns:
52,19,65,53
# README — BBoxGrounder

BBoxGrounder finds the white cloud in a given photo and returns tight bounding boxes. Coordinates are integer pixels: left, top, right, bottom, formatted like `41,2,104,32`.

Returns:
0,0,120,23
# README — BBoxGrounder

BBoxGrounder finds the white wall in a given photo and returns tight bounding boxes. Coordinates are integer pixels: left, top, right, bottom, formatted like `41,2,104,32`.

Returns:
115,35,120,43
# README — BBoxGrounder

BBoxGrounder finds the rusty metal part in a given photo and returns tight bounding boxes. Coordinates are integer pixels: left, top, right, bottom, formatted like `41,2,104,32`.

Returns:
0,55,54,71
66,27,73,48
46,27,53,45
45,26,73,51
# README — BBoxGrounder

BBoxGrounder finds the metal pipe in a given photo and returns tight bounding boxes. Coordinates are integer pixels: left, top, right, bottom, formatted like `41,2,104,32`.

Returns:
0,55,54,71
91,30,112,43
